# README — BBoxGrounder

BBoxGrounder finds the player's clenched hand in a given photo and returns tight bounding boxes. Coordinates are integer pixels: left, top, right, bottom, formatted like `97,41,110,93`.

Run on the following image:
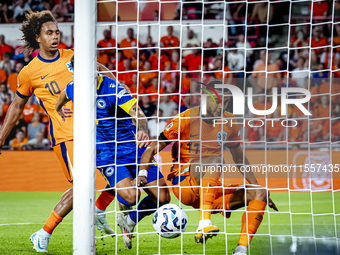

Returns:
268,198,278,211
57,107,73,122
136,131,149,148
132,176,148,187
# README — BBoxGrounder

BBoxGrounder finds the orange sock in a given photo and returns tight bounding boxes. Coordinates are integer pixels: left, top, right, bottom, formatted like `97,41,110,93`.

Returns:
238,200,267,247
96,191,115,211
200,178,219,221
43,210,63,235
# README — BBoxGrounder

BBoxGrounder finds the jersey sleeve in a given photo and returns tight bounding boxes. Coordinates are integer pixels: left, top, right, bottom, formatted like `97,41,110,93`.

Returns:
161,111,188,142
161,116,180,143
116,83,137,114
16,67,33,98
65,81,74,102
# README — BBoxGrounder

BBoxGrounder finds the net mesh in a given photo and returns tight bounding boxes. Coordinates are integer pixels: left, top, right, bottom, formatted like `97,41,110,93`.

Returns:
95,0,340,254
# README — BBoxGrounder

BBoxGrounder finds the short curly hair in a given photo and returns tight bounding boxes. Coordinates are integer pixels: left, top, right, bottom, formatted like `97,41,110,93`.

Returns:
20,10,57,53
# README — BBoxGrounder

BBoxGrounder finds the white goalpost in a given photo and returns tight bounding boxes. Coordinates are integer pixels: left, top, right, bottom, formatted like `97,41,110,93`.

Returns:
73,0,97,254
73,0,340,254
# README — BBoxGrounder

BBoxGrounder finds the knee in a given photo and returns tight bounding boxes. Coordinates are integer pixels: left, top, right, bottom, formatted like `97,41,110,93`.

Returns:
61,188,73,202
122,190,139,206
249,186,267,203
206,156,222,164
158,188,171,206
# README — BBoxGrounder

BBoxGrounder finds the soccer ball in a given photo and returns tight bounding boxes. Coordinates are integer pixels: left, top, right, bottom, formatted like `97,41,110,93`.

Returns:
153,204,188,238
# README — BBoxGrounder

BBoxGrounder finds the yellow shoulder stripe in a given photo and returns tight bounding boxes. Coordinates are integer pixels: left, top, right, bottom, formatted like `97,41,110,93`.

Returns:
119,98,137,114
97,73,104,90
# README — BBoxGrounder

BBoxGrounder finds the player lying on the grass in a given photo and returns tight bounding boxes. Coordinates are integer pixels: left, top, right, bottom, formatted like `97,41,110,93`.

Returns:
135,80,278,255
56,56,171,250
0,10,122,253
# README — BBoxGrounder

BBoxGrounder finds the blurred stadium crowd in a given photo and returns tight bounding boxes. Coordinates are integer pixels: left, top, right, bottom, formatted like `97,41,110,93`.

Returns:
0,0,340,151
0,0,74,23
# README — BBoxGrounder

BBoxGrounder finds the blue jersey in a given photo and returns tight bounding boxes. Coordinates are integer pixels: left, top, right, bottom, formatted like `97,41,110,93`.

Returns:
65,74,138,167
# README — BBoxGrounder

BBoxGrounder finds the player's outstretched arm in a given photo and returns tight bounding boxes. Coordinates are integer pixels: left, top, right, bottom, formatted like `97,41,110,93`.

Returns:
129,103,149,148
0,96,29,154
133,136,169,187
55,89,72,122
98,62,116,79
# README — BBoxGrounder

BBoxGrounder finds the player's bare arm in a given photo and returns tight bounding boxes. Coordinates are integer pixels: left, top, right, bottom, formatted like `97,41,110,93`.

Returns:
0,96,29,154
229,145,278,211
98,62,131,93
229,145,258,185
129,103,149,148
133,136,169,187
55,90,73,122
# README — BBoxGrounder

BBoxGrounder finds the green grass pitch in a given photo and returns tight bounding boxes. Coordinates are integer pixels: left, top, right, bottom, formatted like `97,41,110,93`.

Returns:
0,192,338,255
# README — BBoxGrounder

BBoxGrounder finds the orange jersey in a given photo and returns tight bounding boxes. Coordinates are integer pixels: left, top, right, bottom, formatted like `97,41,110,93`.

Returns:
181,77,191,92
16,49,74,146
145,85,164,102
0,68,6,82
289,125,303,142
1,105,9,124
323,120,340,137
303,119,324,140
160,36,180,48
160,35,180,55
310,86,318,103
149,53,158,70
98,38,116,50
246,124,260,142
119,38,140,59
7,73,18,93
319,82,340,95
252,101,272,117
161,107,241,165
58,42,68,49
22,103,40,124
97,54,109,66
118,71,136,86
292,103,308,118
315,104,330,118
214,66,232,81
311,37,328,55
266,120,284,138
139,72,158,87
11,137,28,150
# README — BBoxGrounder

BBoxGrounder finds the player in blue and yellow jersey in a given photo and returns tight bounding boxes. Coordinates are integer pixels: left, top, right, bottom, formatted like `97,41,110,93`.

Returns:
0,10,117,253
56,56,170,250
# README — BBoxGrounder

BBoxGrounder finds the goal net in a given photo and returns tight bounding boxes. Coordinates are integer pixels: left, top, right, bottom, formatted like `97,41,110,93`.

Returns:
89,0,340,254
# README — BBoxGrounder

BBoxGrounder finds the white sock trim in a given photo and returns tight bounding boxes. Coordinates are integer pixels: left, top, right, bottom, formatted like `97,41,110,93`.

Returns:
126,214,136,226
197,219,212,231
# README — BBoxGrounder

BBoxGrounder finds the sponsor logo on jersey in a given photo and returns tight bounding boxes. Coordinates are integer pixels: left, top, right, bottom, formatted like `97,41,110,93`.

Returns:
41,74,49,80
105,167,114,177
217,131,227,145
97,99,106,109
66,61,74,73
166,122,173,131
117,88,127,98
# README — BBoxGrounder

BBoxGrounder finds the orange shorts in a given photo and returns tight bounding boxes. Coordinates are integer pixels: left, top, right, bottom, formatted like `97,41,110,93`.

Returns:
169,163,240,211
53,140,74,183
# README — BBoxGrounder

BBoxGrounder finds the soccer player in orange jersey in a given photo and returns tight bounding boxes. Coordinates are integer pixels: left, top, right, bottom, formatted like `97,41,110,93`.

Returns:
135,81,278,255
0,10,115,253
